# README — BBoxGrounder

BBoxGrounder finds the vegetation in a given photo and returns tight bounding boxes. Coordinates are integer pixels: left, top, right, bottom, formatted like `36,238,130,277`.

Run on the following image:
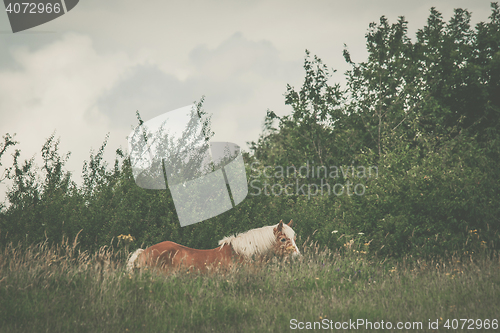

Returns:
1,3,499,331
1,238,499,333
248,3,500,258
1,4,499,258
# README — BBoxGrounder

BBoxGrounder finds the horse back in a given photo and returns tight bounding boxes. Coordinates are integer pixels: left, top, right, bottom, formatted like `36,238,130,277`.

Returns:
140,241,234,271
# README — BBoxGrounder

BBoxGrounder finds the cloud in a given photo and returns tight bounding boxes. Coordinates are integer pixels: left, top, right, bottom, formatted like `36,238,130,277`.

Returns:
190,32,283,81
97,64,193,131
0,33,136,131
0,32,140,202
0,30,301,207
96,32,302,148
186,32,302,146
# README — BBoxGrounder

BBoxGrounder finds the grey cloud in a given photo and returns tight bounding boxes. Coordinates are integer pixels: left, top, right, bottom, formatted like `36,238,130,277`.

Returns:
189,32,284,78
96,64,195,131
97,32,301,140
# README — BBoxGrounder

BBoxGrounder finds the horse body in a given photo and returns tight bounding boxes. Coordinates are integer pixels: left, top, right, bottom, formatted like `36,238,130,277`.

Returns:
134,241,235,271
127,220,299,273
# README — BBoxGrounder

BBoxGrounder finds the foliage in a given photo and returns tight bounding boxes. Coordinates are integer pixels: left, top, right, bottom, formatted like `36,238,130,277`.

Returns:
0,4,499,259
249,3,500,258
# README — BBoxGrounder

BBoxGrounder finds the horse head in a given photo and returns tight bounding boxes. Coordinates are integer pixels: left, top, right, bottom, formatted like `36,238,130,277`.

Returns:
273,219,300,257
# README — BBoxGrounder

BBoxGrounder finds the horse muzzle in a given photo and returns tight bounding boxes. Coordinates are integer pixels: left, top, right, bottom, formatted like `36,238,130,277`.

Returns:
286,245,301,256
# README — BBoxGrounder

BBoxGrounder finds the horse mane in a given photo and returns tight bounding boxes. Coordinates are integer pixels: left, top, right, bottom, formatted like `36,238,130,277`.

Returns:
126,248,144,271
218,223,295,257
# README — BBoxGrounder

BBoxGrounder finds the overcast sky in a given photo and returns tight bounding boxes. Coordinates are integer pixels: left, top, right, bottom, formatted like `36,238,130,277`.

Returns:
0,0,494,201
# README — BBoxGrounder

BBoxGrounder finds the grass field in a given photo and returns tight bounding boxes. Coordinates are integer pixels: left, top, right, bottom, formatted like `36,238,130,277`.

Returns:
1,238,499,333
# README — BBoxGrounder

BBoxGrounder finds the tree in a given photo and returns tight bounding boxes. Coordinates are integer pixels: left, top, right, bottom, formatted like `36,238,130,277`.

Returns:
249,3,500,257
0,133,17,184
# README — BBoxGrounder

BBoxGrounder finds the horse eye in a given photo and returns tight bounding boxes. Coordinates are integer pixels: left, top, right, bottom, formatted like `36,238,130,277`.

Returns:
280,238,286,242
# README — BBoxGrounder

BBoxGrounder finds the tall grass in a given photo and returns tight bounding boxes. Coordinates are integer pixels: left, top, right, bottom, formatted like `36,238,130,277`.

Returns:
1,237,499,332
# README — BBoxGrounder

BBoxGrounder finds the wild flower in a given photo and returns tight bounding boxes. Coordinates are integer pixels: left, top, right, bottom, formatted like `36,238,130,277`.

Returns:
343,239,354,249
118,234,135,245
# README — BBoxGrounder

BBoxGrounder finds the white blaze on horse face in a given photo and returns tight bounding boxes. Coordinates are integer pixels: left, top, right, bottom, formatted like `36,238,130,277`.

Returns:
275,221,301,257
280,233,300,256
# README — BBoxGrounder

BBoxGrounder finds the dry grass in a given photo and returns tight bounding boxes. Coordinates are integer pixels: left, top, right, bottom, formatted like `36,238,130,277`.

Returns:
1,238,499,332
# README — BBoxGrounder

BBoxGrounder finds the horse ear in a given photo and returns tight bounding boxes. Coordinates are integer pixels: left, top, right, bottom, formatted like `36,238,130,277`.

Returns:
287,219,293,227
276,220,284,232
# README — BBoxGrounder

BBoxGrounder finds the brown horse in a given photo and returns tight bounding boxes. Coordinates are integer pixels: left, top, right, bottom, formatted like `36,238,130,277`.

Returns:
126,220,299,272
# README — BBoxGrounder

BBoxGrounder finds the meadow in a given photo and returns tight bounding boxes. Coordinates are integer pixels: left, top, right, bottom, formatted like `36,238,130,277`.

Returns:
1,236,498,333
1,5,500,332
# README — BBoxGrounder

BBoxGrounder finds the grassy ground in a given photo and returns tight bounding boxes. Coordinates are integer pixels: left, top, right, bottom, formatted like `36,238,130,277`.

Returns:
0,238,499,333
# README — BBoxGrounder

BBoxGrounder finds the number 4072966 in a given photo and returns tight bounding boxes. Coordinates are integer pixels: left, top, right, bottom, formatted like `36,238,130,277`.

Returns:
443,319,498,330
5,2,62,14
